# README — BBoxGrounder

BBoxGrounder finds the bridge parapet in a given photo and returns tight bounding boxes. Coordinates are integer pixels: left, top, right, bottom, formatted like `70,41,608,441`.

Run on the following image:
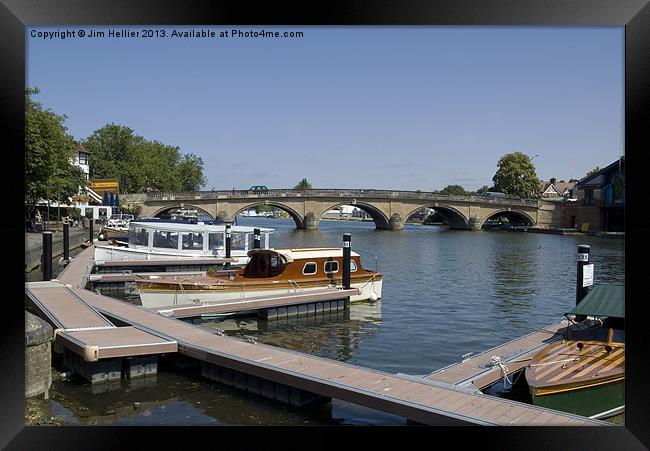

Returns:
143,189,539,207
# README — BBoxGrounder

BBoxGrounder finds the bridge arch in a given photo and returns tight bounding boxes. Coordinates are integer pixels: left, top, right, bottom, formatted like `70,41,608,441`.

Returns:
315,201,391,230
150,204,215,220
481,209,536,230
233,202,305,229
404,204,470,230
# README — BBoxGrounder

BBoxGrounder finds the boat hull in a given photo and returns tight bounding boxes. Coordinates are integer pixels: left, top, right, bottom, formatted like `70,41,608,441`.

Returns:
531,377,624,418
138,279,382,309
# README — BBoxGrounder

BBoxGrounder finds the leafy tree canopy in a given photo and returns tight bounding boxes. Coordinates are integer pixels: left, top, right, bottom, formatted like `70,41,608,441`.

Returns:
83,124,206,193
294,178,312,190
25,87,86,215
492,152,541,198
177,153,207,191
439,184,467,195
476,185,493,195
585,167,601,178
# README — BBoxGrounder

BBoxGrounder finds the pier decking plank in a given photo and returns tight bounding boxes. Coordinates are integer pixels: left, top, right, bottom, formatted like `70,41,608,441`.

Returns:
56,326,177,361
426,321,571,389
26,285,114,329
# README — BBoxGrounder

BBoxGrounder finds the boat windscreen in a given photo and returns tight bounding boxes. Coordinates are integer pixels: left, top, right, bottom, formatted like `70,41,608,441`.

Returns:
244,252,286,277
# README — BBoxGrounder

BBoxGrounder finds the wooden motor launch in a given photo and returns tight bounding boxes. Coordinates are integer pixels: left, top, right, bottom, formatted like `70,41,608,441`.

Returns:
135,247,383,309
524,284,625,419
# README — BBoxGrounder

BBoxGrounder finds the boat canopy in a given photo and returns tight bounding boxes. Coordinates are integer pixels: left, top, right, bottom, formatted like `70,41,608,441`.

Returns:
129,221,273,234
567,284,625,319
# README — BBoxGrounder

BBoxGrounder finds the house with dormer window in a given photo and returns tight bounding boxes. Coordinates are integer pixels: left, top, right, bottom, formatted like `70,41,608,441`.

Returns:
539,178,578,199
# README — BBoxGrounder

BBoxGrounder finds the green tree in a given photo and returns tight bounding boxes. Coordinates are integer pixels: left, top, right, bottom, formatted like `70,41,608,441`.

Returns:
293,178,312,190
84,124,205,193
25,87,85,217
83,123,140,190
585,167,601,178
476,185,492,195
439,184,467,195
492,152,541,198
176,153,207,191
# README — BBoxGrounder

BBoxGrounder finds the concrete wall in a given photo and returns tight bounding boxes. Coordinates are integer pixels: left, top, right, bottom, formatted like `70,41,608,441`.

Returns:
25,311,53,399
25,228,89,272
536,200,566,228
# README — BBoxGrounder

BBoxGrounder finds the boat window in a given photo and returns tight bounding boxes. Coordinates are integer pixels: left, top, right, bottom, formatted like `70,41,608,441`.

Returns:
350,260,358,272
231,232,246,250
208,233,224,251
324,260,339,273
182,232,203,251
129,228,149,246
153,230,179,249
303,262,317,275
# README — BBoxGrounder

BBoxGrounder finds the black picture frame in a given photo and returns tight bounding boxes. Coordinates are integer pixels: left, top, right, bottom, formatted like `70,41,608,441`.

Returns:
3,0,648,448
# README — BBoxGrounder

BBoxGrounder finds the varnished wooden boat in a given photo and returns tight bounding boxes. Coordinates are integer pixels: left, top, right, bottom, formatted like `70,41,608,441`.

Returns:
136,247,383,309
525,284,625,419
525,333,624,418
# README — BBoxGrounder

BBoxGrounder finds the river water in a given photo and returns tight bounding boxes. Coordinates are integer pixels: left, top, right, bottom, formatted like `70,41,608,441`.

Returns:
28,217,625,425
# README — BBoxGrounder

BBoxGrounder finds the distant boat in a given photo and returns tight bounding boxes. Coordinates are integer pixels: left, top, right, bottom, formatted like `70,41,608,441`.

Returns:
525,285,625,419
135,247,383,309
98,214,135,240
94,221,273,265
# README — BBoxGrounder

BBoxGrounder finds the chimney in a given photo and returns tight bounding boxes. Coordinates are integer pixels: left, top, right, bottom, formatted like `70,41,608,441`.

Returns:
550,177,556,185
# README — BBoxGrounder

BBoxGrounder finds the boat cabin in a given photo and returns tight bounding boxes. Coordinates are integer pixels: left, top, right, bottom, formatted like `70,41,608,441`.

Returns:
126,221,273,255
241,248,367,279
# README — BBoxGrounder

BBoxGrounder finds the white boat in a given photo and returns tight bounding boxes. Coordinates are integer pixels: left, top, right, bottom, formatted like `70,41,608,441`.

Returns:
136,247,383,309
94,221,274,265
98,213,135,240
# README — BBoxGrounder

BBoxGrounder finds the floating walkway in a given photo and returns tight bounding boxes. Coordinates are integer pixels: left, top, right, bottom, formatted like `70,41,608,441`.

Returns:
427,321,572,390
25,243,609,426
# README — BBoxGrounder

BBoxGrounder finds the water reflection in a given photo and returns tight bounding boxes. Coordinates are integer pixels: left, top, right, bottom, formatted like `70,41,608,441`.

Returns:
195,300,383,364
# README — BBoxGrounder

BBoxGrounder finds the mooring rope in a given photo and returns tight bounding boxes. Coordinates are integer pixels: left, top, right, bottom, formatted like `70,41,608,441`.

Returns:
488,355,513,389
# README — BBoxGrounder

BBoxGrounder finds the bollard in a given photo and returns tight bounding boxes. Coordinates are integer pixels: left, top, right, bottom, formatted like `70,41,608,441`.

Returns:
42,231,53,281
575,244,592,323
225,224,232,266
89,219,94,242
63,221,70,261
576,244,591,306
342,233,351,290
253,228,261,249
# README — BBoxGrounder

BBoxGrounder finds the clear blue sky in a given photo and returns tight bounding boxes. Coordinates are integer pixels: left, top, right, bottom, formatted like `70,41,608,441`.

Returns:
27,26,623,191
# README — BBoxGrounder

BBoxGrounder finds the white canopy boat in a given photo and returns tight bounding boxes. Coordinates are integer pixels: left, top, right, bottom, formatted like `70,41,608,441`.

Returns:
94,221,274,265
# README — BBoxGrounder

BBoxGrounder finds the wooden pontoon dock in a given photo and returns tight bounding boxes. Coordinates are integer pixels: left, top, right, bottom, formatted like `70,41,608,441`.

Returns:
427,321,573,390
25,243,610,426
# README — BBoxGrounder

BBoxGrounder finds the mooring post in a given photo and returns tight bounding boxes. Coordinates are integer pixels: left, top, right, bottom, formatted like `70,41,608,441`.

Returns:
89,219,94,243
574,244,592,325
42,231,53,281
342,233,351,290
253,228,261,249
63,221,70,261
225,224,232,267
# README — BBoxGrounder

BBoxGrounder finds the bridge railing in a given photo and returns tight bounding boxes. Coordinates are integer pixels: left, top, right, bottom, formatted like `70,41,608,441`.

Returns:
144,189,540,206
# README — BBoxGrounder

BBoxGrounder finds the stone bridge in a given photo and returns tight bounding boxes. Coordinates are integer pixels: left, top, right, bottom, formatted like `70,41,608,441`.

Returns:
121,189,562,231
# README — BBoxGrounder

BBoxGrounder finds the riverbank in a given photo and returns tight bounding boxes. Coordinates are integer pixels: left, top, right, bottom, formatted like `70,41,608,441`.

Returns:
25,228,90,272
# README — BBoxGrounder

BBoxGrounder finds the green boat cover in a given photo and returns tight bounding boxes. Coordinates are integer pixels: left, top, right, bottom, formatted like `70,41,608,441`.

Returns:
568,284,625,319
